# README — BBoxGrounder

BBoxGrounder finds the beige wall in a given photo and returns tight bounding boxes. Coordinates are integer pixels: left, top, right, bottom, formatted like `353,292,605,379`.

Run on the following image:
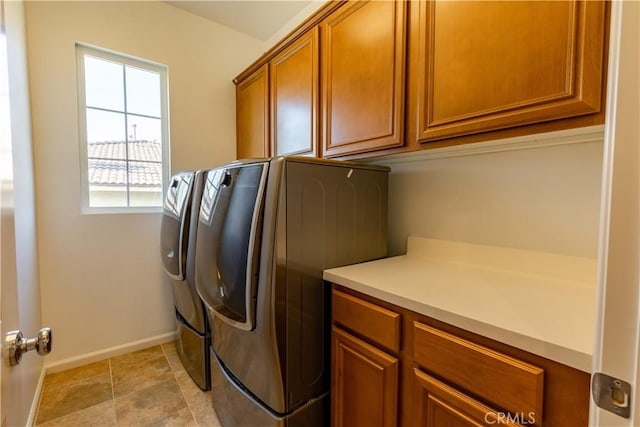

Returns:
25,1,264,364
264,0,327,47
375,138,603,259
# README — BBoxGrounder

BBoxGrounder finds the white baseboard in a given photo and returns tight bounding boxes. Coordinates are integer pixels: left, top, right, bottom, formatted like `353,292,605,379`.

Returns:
26,366,46,427
43,332,177,374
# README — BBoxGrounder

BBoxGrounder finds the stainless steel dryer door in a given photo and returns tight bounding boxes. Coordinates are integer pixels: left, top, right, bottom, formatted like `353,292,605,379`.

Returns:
160,172,194,280
195,162,268,331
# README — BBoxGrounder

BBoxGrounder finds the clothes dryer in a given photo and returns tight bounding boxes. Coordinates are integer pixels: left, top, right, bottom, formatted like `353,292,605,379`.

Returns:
160,171,210,390
195,157,389,425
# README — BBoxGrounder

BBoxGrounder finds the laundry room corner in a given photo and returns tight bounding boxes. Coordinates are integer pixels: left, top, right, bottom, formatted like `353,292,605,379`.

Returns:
23,0,265,370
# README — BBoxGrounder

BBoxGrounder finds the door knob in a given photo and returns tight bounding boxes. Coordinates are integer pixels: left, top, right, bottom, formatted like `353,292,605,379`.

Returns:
5,328,52,366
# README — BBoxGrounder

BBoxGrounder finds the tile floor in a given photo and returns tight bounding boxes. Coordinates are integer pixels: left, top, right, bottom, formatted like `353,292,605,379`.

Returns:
35,342,221,426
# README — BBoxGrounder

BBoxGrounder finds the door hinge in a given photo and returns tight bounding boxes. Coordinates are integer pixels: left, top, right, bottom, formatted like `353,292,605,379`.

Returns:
592,372,631,418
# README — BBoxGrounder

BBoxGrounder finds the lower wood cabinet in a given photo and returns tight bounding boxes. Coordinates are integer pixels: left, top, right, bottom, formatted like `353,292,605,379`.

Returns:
330,285,591,427
331,326,399,427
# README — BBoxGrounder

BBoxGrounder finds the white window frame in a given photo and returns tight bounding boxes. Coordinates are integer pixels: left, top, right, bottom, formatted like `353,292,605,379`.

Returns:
76,43,170,214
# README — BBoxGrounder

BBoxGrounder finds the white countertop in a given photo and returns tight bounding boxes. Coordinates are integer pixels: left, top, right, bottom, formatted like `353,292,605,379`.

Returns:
324,237,597,372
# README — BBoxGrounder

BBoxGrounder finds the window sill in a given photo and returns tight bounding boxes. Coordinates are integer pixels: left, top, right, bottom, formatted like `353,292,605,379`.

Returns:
81,206,163,215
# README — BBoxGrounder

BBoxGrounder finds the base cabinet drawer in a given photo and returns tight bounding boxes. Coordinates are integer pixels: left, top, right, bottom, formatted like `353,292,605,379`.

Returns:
331,326,399,427
414,369,525,427
332,289,401,352
413,321,544,422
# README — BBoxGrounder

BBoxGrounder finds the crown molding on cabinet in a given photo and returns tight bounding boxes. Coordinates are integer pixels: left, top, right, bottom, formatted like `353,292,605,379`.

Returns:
233,0,346,84
364,125,605,166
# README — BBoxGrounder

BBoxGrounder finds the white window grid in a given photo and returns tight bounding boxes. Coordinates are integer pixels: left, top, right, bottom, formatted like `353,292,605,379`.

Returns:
76,43,170,213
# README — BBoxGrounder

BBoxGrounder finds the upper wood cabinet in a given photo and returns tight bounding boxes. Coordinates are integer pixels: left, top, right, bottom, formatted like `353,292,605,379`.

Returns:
236,64,269,159
234,0,608,158
270,28,319,157
412,0,607,143
321,0,406,157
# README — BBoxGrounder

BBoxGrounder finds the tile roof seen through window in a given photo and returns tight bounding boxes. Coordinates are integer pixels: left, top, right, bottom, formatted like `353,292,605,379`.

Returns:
88,140,162,187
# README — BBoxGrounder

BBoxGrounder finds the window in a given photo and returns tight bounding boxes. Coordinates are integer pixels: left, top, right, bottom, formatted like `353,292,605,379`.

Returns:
76,44,169,212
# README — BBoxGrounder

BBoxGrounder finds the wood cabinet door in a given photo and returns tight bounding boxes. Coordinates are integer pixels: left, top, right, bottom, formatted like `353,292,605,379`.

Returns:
413,0,606,143
414,369,525,427
321,0,406,157
270,28,319,157
236,64,269,159
332,326,399,427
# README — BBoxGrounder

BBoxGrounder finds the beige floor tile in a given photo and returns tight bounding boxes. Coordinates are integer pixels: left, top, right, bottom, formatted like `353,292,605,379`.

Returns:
162,342,186,373
145,407,197,427
43,359,110,389
110,346,165,370
175,371,221,427
114,378,188,426
111,355,173,398
36,373,113,425
36,344,221,427
160,341,178,354
37,401,117,427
